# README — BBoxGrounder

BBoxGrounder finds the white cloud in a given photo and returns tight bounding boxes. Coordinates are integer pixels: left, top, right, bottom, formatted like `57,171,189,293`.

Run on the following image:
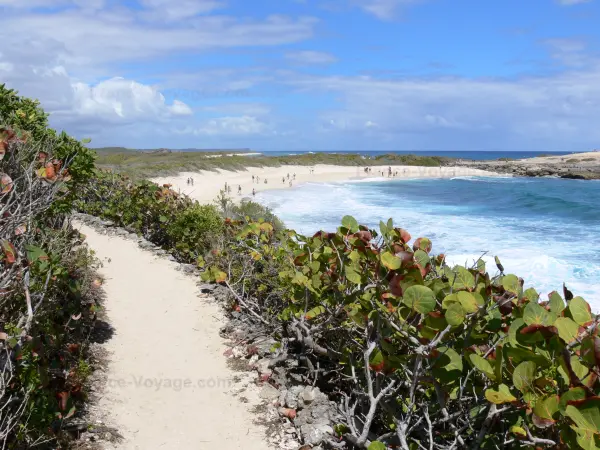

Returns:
179,116,271,136
0,9,317,67
358,0,422,20
285,50,338,65
139,0,226,21
289,65,600,149
556,0,591,5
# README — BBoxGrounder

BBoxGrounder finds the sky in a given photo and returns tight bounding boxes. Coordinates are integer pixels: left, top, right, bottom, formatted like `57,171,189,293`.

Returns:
1,0,599,151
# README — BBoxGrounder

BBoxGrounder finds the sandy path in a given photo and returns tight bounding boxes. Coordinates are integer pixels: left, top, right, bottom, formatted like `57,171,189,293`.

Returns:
77,223,268,450
152,164,500,205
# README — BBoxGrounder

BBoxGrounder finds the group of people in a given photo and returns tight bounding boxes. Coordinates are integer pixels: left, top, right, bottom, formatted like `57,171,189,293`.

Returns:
251,175,268,185
282,172,296,187
186,177,195,186
223,182,243,195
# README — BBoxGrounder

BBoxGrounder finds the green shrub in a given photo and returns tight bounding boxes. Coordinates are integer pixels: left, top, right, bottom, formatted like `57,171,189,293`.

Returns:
168,204,223,261
0,86,100,447
77,171,224,263
203,216,599,450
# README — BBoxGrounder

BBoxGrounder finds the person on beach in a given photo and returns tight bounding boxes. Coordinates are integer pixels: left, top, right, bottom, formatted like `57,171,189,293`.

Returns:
264,179,267,184
293,173,296,180
238,185,242,195
225,182,228,191
252,175,255,183
289,181,292,187
252,188,256,196
282,177,285,184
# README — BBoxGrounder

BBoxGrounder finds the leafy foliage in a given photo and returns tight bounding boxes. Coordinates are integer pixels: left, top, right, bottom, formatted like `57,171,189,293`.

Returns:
76,170,224,263
203,215,600,449
0,86,101,446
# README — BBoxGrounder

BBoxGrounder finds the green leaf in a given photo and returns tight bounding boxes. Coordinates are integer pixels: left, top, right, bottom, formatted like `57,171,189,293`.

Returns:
533,395,559,420
457,291,479,314
445,303,466,327
469,354,496,380
523,302,551,326
381,252,402,270
305,306,326,320
345,266,362,284
341,215,359,232
25,244,48,264
554,317,580,344
566,399,600,434
549,291,565,314
485,384,516,404
368,442,386,450
502,274,520,294
559,387,586,414
414,249,430,268
513,361,536,393
454,266,475,290
402,285,436,314
523,287,539,302
570,296,593,326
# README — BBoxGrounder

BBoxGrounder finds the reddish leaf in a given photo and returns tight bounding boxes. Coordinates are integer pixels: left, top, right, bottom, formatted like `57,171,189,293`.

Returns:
396,228,412,243
520,324,558,338
38,151,48,162
531,413,554,429
389,274,403,297
0,173,13,194
14,223,26,236
354,230,372,244
0,240,17,264
44,162,56,180
413,237,432,253
57,392,69,411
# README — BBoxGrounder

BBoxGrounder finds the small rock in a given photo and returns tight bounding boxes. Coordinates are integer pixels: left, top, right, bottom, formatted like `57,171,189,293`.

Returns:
198,284,216,293
259,383,280,401
302,386,316,404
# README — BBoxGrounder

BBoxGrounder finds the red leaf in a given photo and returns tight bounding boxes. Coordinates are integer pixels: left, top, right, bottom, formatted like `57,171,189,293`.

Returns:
397,228,412,243
57,392,69,411
0,240,17,264
389,274,404,297
0,173,13,194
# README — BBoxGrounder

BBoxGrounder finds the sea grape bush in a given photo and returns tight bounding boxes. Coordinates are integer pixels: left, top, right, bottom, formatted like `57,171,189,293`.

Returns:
0,87,100,447
77,170,224,263
203,215,600,449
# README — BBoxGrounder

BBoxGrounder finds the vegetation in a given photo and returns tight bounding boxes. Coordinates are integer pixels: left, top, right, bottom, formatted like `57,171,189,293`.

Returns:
0,85,100,447
94,148,452,178
201,215,600,449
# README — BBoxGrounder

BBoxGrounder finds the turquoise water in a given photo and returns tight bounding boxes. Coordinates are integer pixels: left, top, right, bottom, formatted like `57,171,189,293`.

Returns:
257,176,600,309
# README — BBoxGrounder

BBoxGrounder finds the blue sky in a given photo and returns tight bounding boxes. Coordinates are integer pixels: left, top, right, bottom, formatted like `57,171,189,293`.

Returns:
1,0,599,151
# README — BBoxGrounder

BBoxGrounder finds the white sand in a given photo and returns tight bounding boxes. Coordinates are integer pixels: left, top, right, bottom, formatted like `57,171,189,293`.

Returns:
152,164,500,205
76,223,268,450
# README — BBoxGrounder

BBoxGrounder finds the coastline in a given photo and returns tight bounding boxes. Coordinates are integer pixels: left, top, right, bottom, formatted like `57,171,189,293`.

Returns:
151,164,502,205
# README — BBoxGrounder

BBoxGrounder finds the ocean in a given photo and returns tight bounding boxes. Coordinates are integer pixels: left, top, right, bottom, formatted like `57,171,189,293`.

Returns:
253,150,573,160
256,175,600,310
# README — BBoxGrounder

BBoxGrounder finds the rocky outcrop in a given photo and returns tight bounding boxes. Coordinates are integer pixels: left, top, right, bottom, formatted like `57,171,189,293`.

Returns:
460,160,600,180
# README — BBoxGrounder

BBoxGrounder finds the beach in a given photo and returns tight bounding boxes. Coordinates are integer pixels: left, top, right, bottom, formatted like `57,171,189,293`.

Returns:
152,164,500,205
